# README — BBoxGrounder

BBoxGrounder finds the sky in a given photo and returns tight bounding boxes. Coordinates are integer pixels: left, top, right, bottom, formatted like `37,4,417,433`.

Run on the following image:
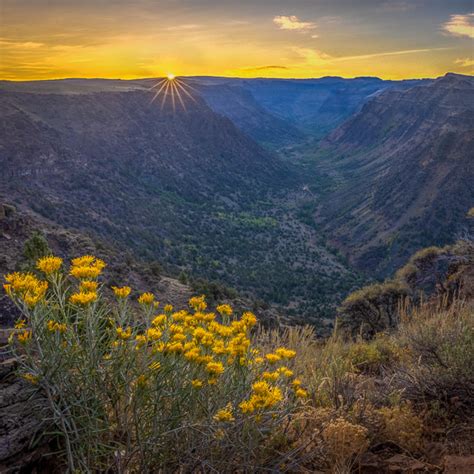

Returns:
0,0,473,81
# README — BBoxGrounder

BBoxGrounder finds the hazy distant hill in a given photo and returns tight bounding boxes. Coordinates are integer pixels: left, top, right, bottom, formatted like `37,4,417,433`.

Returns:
318,73,474,275
190,76,428,142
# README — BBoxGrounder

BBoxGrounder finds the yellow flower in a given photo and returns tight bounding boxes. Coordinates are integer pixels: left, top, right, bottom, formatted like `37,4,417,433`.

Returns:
262,371,279,382
4,272,48,307
116,326,132,340
138,292,155,305
17,330,32,344
184,347,201,361
70,256,105,280
135,334,147,347
70,266,102,280
295,388,308,399
22,373,39,385
239,381,283,414
171,333,186,343
206,361,224,376
214,406,235,422
47,320,67,333
36,256,63,275
216,304,233,316
171,310,187,322
14,319,26,329
265,353,281,364
275,347,296,359
164,304,173,312
71,255,96,266
241,311,257,328
167,342,184,353
148,361,161,371
152,314,167,327
291,378,302,388
70,291,97,306
191,379,203,389
111,286,131,298
189,295,207,311
146,327,162,340
80,280,98,292
277,366,294,378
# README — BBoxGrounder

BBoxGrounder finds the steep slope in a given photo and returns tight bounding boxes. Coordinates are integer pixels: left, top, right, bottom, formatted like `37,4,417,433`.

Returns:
196,84,305,148
318,73,474,275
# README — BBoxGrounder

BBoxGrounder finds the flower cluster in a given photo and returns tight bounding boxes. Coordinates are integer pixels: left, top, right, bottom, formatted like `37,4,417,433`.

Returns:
69,255,105,305
3,272,48,308
37,256,63,275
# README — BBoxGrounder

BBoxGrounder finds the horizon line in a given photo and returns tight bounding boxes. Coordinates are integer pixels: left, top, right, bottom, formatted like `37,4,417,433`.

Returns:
1,71,473,83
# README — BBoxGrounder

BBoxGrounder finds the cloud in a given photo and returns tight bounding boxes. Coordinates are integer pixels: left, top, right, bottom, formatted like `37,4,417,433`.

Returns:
273,15,316,31
332,47,450,62
0,39,44,49
242,65,289,72
165,24,202,31
442,13,474,39
455,57,474,67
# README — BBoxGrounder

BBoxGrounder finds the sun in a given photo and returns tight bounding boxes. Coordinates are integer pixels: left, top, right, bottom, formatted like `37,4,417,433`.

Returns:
149,75,197,111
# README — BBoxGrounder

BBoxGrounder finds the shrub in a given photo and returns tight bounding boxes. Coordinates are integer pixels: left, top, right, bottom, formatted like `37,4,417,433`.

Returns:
322,417,369,473
5,255,308,472
377,404,423,452
393,299,474,413
337,280,409,338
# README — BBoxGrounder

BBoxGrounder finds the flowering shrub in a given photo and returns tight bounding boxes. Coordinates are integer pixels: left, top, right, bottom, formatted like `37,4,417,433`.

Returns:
5,255,307,471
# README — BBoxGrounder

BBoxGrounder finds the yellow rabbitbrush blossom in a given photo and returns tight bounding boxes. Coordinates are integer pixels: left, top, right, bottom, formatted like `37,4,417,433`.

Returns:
216,304,232,316
206,361,225,376
275,348,296,359
47,320,67,333
4,272,48,308
17,329,32,344
22,373,39,385
80,280,98,292
70,291,97,306
111,286,131,299
70,256,106,280
214,404,235,422
14,319,26,329
138,292,155,305
239,381,283,414
37,256,63,275
189,295,207,311
116,326,132,340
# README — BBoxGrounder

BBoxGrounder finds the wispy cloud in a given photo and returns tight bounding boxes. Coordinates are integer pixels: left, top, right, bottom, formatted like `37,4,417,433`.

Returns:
455,57,474,67
442,13,474,39
165,24,201,31
241,65,289,72
273,15,316,31
0,39,44,49
332,47,451,62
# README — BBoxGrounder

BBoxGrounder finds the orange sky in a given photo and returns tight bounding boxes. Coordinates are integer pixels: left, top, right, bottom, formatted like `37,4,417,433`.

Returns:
1,1,473,81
